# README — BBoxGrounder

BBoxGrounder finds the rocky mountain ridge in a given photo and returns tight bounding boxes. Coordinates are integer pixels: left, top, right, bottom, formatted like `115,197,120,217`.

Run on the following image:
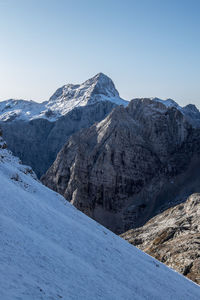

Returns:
121,193,200,284
153,97,200,128
42,98,200,233
0,101,116,177
1,74,200,178
49,72,128,106
0,73,128,177
0,73,127,122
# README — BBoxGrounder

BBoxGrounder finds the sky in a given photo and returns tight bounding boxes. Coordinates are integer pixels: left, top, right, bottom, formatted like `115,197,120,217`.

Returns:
0,0,200,107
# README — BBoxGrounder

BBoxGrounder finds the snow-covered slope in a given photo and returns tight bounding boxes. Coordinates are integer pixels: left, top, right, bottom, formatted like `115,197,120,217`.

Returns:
0,73,128,122
49,72,128,107
0,138,200,299
0,99,44,122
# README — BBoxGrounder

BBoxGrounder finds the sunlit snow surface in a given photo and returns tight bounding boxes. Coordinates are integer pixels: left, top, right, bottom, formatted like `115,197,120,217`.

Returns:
0,74,128,122
0,147,199,299
1,73,199,128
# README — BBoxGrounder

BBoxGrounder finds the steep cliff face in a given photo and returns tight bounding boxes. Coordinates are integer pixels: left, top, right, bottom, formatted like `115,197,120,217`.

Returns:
1,101,116,177
42,98,200,233
0,73,127,177
121,193,200,284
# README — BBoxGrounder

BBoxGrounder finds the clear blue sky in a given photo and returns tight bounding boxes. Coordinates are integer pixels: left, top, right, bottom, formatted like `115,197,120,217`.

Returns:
0,0,200,107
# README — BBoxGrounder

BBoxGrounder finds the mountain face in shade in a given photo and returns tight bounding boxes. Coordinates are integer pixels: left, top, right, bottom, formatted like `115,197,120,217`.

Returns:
153,97,200,128
0,128,6,149
1,73,200,179
42,98,200,234
121,193,200,284
1,134,199,299
0,101,117,177
0,73,127,177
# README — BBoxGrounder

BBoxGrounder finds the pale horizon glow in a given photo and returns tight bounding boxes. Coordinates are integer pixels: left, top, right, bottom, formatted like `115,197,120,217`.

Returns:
0,0,200,108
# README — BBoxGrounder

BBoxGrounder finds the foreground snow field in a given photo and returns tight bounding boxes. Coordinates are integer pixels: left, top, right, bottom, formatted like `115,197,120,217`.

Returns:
0,147,199,299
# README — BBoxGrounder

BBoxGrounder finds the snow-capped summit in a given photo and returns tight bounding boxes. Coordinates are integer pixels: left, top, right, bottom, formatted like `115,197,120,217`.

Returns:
0,133,199,299
48,72,128,109
50,73,121,102
0,73,128,122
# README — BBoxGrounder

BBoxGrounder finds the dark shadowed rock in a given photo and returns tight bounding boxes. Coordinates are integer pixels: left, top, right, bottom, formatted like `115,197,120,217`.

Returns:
42,98,200,233
0,101,116,177
0,73,128,177
0,128,7,149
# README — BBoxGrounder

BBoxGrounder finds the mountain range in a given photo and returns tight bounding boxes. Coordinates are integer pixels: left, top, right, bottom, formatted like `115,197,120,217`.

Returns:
42,96,200,234
0,73,127,123
1,73,200,288
0,73,123,177
1,73,200,179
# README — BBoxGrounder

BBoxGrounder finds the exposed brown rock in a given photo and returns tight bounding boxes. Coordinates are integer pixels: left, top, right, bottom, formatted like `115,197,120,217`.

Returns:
121,193,200,284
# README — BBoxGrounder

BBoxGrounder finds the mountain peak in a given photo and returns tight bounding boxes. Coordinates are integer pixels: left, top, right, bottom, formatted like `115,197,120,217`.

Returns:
89,72,115,85
49,73,116,102
82,73,120,98
48,73,128,108
0,74,127,123
93,72,109,80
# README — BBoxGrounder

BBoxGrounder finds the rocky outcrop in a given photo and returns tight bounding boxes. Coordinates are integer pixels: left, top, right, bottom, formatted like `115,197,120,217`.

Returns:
42,98,200,233
121,193,200,284
0,128,7,149
0,101,116,177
